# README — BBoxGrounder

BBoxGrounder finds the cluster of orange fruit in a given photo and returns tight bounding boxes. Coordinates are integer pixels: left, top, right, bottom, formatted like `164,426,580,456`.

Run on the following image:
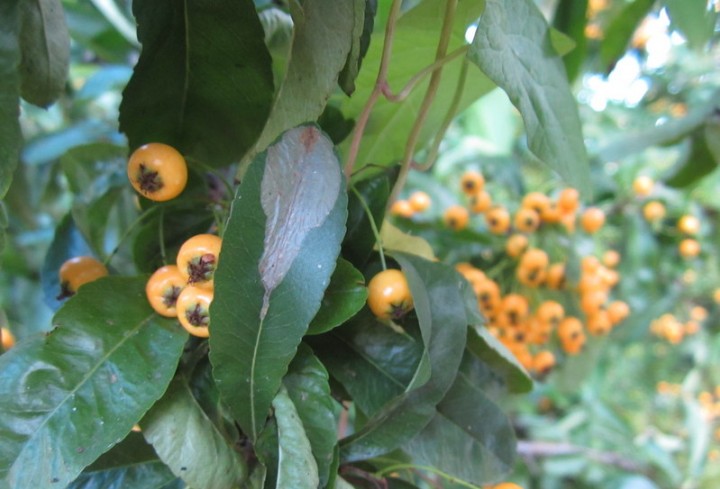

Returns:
698,388,720,422
649,305,707,344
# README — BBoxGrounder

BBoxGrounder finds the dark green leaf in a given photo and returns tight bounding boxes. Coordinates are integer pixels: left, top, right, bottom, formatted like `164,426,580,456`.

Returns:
338,0,371,96
273,386,320,488
283,344,340,487
0,277,187,488
18,0,70,107
341,0,492,173
119,0,274,167
250,0,358,158
404,372,516,485
665,124,720,188
552,0,587,81
210,125,347,442
599,0,654,72
665,0,717,50
141,377,247,489
468,0,591,195
41,213,94,311
311,309,424,416
343,173,392,268
73,187,124,255
254,418,278,489
340,254,467,462
0,0,22,201
59,143,126,195
68,432,180,489
465,327,533,394
308,258,367,335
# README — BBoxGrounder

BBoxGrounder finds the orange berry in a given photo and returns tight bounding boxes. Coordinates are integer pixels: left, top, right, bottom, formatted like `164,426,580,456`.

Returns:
679,239,700,258
536,301,565,328
476,280,501,314
390,200,414,218
506,234,529,258
485,206,511,234
522,192,551,216
602,250,621,268
514,208,541,233
557,188,580,214
643,201,666,222
540,204,562,223
367,269,414,320
469,190,492,213
501,294,530,327
632,176,654,196
607,300,630,325
443,205,470,231
546,263,566,289
1,327,15,351
562,336,586,355
558,317,584,342
678,215,700,235
532,350,556,375
493,483,524,489
581,290,608,315
684,320,700,335
127,143,188,202
713,288,720,304
460,171,485,195
690,306,708,322
407,191,431,212
587,310,612,335
581,207,605,234
58,256,109,300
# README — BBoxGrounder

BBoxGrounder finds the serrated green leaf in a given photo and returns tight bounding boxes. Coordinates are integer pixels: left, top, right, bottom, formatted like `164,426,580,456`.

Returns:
666,0,718,50
283,344,340,487
308,258,367,335
468,0,590,195
210,125,347,442
465,327,533,394
141,377,247,489
251,0,358,158
341,0,493,174
0,0,22,202
119,0,274,167
67,432,180,489
18,0,70,107
340,254,467,462
599,0,654,72
311,309,424,416
0,277,188,488
272,386,320,489
404,372,516,485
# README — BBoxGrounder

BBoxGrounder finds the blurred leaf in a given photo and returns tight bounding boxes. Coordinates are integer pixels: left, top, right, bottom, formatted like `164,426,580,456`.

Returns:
381,221,436,261
308,258,367,335
76,65,132,101
466,327,533,394
72,187,124,255
555,339,604,393
599,0,654,72
311,309,424,416
141,376,247,489
665,124,720,188
552,0,587,81
0,0,21,201
665,0,717,50
273,386,320,489
60,143,126,195
210,126,346,442
338,0,372,96
41,213,94,311
254,418,278,489
344,173,392,268
283,344,340,487
62,2,133,62
251,0,358,158
340,0,493,174
67,432,180,489
0,277,187,488
119,0,274,167
23,120,123,166
404,372,516,485
340,254,467,462
549,28,577,57
18,0,70,108
468,0,591,195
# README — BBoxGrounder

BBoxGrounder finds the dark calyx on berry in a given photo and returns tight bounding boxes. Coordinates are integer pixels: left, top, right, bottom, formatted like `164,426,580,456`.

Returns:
136,164,164,193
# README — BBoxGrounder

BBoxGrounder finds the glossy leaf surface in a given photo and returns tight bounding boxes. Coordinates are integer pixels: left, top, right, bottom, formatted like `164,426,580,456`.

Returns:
307,258,367,335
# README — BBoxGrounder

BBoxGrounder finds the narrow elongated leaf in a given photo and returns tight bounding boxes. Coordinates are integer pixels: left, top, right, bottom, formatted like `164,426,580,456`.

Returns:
311,309,424,416
665,124,720,188
405,372,516,485
468,0,590,195
273,387,320,489
250,0,358,163
340,254,467,462
141,377,247,489
552,0,587,82
338,0,371,95
599,0,654,72
210,125,347,442
68,432,180,489
0,0,22,201
283,344,340,487
19,0,70,107
0,277,187,488
307,258,367,335
341,0,493,174
119,0,274,166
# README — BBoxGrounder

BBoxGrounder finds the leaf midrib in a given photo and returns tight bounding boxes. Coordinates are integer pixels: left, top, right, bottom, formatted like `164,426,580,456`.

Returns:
10,312,157,476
